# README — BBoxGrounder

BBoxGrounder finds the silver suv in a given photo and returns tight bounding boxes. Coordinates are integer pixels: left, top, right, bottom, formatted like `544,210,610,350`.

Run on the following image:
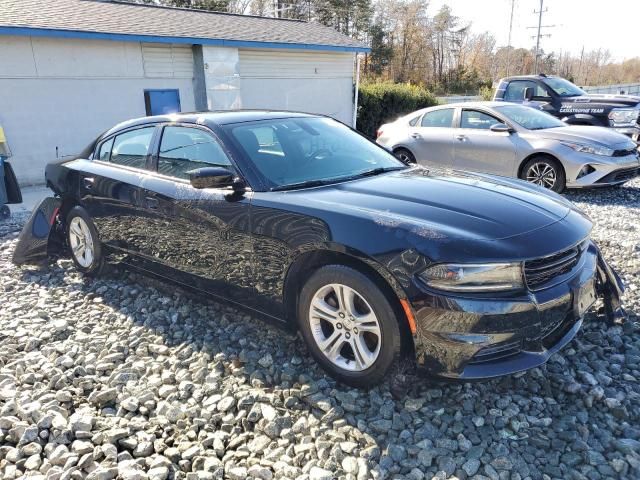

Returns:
376,102,640,192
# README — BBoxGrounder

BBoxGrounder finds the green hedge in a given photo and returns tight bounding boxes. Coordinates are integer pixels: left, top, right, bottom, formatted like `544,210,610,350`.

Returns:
479,85,494,101
356,82,438,138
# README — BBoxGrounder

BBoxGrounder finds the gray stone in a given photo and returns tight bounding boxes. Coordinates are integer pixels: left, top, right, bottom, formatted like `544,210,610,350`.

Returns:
247,465,272,480
88,388,118,406
226,466,247,480
462,458,480,476
309,466,334,480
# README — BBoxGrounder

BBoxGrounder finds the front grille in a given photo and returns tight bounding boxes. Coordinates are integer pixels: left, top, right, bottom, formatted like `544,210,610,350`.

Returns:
541,314,577,349
597,167,640,183
524,243,584,289
527,314,566,343
612,147,638,157
468,340,522,365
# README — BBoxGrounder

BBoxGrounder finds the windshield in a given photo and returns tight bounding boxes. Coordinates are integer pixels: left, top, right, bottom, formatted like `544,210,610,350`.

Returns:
227,117,406,189
544,77,586,97
495,105,566,130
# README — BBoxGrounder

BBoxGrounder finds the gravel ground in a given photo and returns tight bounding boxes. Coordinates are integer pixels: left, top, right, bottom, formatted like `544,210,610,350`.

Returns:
0,179,639,480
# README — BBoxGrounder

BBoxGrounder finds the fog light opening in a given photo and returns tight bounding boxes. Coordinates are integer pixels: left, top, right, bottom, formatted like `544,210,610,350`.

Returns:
577,165,596,179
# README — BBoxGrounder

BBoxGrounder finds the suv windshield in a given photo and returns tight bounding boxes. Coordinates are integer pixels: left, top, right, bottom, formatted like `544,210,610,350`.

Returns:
227,117,406,190
495,105,566,130
544,77,586,97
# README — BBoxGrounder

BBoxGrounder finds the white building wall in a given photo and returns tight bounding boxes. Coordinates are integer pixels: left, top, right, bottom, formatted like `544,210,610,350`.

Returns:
202,46,242,110
1,36,356,186
200,46,355,126
0,36,196,185
239,49,355,125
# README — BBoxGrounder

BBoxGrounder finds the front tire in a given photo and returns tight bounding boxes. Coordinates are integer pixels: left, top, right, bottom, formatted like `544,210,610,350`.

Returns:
394,148,416,165
521,156,565,193
298,265,402,388
66,206,104,276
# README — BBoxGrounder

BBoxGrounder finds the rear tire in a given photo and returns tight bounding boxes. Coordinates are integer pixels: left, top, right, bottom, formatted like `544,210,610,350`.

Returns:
297,265,402,388
66,206,104,276
394,148,416,165
521,156,565,193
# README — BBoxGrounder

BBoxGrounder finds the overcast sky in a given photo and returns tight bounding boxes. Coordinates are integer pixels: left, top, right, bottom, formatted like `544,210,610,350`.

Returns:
429,0,638,61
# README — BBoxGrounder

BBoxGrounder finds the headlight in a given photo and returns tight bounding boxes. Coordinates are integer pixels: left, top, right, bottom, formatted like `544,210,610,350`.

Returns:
608,108,640,126
561,141,614,156
419,263,523,292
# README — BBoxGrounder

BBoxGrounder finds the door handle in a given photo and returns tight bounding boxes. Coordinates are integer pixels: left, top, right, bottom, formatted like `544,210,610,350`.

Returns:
456,135,467,141
145,196,159,209
83,177,95,189
411,133,421,139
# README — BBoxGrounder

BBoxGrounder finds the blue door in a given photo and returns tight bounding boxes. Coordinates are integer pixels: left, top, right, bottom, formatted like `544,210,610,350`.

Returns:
144,89,181,116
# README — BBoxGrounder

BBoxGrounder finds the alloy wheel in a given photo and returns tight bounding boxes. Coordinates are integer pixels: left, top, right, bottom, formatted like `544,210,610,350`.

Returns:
308,283,382,371
526,161,557,189
68,216,94,268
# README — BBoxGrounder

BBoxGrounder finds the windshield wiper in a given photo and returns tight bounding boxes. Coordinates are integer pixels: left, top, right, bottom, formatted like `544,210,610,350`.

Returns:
361,166,405,176
271,167,405,192
343,166,407,181
271,179,337,191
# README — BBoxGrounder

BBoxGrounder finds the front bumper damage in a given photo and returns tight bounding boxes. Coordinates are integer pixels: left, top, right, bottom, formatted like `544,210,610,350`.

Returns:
410,242,626,380
594,243,626,322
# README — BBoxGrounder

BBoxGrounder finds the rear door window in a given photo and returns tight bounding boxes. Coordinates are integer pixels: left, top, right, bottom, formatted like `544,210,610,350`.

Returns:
110,127,155,169
420,109,454,128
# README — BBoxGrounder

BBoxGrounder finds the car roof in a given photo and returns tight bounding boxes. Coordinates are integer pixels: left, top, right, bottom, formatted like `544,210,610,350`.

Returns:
101,110,320,137
500,74,559,81
415,101,507,113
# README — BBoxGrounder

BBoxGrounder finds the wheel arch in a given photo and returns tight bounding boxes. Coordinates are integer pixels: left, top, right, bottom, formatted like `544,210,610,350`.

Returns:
560,113,604,126
392,145,414,155
517,151,566,180
283,248,416,358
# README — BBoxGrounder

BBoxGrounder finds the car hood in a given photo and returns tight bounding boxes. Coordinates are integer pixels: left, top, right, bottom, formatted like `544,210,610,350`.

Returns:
295,168,574,242
531,125,634,148
581,94,640,108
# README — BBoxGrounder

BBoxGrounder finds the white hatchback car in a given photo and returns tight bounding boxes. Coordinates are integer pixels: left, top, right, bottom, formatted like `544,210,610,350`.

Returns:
376,102,640,192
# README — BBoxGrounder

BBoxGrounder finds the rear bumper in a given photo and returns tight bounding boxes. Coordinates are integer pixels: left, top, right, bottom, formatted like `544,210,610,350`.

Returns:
408,241,618,380
12,196,63,265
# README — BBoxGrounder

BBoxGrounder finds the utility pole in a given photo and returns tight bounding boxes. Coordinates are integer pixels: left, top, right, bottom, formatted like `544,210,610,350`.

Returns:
528,0,555,74
534,0,544,72
505,0,515,76
578,45,585,85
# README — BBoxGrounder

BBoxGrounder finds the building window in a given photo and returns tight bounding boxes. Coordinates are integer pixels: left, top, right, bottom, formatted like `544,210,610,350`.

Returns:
144,89,181,116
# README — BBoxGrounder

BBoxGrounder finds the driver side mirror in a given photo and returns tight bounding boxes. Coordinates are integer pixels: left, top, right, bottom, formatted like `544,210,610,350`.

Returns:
490,123,513,133
188,167,246,191
523,87,534,101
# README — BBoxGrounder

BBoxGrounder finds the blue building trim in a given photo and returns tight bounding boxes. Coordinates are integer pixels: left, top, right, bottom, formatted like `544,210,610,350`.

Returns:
0,26,371,53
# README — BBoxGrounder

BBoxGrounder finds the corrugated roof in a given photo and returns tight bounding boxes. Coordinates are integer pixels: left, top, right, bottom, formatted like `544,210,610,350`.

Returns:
0,0,369,52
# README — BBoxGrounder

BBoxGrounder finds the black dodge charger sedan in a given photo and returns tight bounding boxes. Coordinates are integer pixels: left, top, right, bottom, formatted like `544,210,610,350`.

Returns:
13,111,625,387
